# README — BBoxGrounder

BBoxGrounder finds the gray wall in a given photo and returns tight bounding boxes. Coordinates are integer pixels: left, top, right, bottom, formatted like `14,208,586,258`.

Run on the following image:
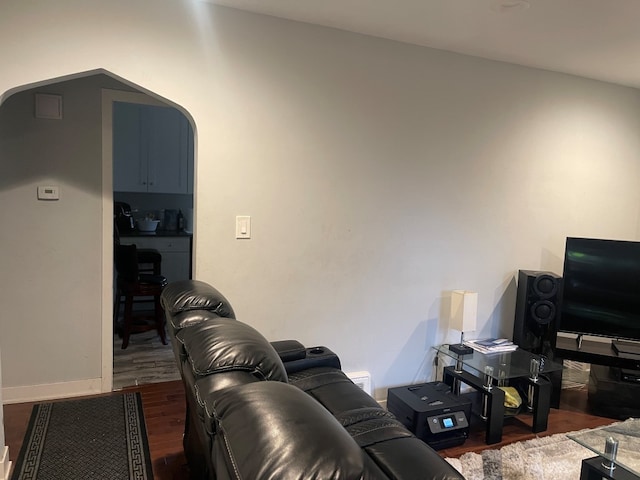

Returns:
0,75,136,398
1,1,640,403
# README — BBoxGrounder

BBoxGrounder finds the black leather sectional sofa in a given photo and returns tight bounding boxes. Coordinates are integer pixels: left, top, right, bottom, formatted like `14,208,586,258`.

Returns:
160,279,464,480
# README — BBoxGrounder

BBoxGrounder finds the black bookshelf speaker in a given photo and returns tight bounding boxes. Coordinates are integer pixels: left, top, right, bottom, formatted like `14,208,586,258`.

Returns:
513,270,562,357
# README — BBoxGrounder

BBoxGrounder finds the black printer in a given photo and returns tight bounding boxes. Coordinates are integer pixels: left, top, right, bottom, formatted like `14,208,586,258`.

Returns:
387,381,471,450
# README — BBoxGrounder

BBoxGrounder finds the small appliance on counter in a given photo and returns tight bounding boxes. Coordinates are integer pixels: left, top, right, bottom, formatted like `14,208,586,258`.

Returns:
114,201,135,233
164,209,178,231
183,208,194,233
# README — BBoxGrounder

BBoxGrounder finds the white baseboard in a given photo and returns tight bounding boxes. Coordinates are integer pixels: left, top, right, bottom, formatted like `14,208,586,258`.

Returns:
0,446,10,480
2,378,102,405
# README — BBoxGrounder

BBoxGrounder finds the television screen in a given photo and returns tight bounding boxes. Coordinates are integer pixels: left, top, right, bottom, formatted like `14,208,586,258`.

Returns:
559,237,640,342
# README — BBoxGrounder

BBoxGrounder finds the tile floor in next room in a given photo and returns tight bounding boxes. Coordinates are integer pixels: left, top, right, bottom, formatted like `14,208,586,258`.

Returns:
112,329,181,391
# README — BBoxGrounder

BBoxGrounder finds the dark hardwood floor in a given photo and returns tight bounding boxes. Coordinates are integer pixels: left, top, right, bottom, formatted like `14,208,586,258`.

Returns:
3,382,618,479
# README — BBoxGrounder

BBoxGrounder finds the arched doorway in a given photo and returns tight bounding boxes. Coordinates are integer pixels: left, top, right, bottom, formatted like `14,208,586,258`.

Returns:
0,69,195,401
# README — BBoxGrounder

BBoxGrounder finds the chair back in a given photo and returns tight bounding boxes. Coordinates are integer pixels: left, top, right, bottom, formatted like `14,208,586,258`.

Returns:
114,220,122,246
115,244,139,283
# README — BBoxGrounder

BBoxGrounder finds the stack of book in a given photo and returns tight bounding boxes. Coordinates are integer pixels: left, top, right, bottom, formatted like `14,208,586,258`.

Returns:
463,338,518,354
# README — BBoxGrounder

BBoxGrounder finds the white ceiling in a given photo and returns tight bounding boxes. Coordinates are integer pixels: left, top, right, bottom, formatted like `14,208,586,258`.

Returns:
208,0,640,89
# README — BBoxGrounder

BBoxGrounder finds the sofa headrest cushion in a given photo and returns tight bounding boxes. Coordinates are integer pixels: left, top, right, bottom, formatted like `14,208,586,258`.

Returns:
160,280,236,317
177,318,288,382
167,309,226,333
210,381,368,480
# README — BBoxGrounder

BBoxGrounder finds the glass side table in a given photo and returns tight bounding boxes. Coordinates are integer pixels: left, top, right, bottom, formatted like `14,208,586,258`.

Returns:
568,418,640,480
434,345,563,444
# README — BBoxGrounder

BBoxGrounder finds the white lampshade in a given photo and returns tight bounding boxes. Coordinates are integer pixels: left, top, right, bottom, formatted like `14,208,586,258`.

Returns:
450,290,478,333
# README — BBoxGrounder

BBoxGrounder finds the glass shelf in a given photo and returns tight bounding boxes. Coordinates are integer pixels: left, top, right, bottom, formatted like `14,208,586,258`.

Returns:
435,344,563,381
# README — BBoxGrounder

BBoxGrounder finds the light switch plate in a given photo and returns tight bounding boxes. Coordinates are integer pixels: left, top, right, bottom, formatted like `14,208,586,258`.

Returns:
235,216,251,239
37,185,60,200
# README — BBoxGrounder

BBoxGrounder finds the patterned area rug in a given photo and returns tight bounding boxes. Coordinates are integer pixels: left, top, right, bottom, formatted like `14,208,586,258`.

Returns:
446,418,640,480
11,393,153,480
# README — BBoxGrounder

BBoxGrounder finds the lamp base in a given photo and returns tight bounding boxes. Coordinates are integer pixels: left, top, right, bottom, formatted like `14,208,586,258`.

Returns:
449,343,474,356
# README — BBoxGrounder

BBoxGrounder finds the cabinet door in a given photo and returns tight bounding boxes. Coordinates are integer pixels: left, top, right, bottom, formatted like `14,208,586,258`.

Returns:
145,106,190,194
161,251,191,283
113,102,147,192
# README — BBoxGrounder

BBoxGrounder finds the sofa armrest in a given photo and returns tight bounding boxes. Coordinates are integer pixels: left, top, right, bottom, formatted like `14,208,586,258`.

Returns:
364,437,465,480
270,340,307,362
282,346,342,374
269,340,342,374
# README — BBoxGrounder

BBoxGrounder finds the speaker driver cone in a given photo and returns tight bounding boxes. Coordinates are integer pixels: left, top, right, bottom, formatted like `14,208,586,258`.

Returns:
530,300,555,325
532,274,559,299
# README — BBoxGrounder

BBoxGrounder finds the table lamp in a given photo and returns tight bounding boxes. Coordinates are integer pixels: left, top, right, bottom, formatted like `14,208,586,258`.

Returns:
449,290,478,355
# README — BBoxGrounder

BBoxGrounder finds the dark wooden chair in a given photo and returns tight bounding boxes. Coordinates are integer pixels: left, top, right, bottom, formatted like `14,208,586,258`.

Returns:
114,243,168,349
113,222,162,274
113,222,163,323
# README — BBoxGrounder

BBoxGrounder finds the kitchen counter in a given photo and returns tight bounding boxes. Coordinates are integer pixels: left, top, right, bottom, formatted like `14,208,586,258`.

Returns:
120,230,193,238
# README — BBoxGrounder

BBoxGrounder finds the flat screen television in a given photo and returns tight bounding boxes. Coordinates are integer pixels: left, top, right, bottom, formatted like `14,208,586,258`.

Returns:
559,237,640,353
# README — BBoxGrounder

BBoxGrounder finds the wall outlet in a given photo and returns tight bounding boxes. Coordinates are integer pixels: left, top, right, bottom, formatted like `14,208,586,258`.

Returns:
346,370,372,396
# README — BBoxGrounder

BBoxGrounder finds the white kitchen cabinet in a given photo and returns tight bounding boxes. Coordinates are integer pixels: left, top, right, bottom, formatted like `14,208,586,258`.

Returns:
113,102,143,192
120,235,192,284
113,102,193,194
